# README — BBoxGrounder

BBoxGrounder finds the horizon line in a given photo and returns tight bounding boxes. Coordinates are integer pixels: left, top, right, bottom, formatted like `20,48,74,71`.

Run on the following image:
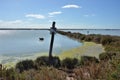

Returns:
0,28,120,30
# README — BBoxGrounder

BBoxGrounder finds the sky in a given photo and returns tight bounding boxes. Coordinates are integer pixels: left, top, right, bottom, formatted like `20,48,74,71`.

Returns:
0,0,120,29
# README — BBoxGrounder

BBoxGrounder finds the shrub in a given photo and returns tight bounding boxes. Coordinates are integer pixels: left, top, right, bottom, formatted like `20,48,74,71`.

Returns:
100,36,113,45
80,56,99,65
111,64,120,79
99,52,117,61
99,52,109,61
35,56,49,67
84,36,92,41
16,60,35,72
79,35,86,40
35,56,61,68
61,58,78,69
51,56,61,68
93,36,101,43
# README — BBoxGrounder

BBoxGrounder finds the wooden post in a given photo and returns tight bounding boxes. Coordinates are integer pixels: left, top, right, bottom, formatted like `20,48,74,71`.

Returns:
49,21,56,63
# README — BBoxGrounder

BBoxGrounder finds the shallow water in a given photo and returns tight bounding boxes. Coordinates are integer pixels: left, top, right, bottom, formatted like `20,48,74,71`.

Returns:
0,30,81,64
0,29,119,64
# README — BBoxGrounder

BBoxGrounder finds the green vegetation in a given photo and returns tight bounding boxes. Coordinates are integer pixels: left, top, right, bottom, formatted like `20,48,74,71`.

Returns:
61,58,78,69
0,30,120,80
16,60,35,73
58,30,120,59
57,30,120,79
59,42,104,59
35,56,61,68
80,56,99,65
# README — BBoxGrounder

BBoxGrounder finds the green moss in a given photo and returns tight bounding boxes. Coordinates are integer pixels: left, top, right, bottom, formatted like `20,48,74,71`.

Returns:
59,42,104,60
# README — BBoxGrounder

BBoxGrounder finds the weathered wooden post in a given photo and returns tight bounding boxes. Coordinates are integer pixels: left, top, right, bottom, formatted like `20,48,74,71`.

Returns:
0,64,2,70
49,21,57,62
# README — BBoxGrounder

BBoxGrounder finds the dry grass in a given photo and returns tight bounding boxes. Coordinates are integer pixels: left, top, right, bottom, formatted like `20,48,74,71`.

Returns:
17,67,67,80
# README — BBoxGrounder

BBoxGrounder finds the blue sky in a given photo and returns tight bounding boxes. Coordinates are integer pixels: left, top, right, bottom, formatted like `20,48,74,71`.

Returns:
0,0,120,29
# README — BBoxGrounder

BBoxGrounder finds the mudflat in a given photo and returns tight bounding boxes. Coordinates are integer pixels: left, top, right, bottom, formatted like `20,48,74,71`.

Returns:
59,42,105,59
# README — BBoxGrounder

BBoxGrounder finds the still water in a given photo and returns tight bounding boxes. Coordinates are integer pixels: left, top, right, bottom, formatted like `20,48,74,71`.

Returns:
0,29,120,64
0,30,81,64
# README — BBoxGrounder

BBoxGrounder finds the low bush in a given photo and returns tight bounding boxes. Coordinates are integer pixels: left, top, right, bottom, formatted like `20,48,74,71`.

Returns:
35,56,61,68
16,60,35,73
35,56,49,67
99,52,117,61
61,58,78,69
80,56,99,65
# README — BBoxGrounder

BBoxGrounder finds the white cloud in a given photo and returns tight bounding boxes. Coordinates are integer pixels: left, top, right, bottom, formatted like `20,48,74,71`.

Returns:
49,11,62,16
7,20,22,24
0,19,49,29
0,20,22,25
25,14,45,19
0,20,23,28
62,4,81,8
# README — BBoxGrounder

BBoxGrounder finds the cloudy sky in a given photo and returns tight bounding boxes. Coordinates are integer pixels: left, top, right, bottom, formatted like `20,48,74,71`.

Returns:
0,0,120,29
